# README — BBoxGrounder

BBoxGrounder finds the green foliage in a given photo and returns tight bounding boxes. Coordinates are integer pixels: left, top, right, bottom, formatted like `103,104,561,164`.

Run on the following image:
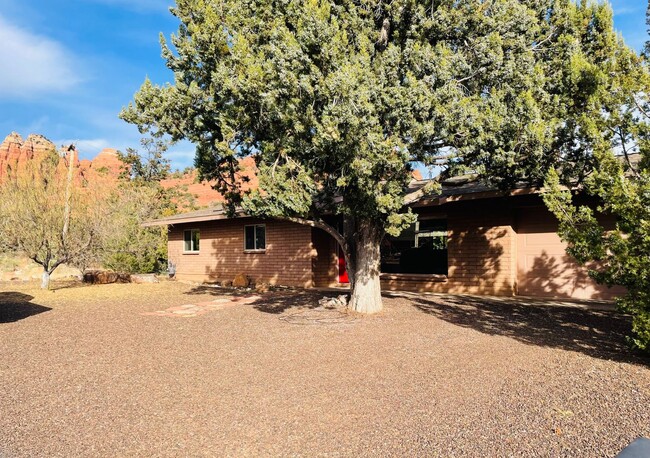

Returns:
100,184,164,273
99,136,197,275
544,36,650,353
101,176,195,274
117,137,171,182
120,0,623,230
120,0,638,310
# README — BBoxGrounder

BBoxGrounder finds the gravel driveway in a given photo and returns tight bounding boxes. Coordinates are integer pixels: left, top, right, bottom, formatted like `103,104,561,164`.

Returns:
1,281,648,457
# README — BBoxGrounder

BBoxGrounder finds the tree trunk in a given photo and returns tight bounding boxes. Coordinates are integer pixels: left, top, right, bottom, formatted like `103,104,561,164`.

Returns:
41,270,51,290
347,219,383,314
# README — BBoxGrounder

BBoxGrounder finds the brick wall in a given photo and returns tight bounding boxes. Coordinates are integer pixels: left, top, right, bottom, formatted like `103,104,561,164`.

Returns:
380,202,517,295
168,218,314,287
167,195,609,300
311,227,340,287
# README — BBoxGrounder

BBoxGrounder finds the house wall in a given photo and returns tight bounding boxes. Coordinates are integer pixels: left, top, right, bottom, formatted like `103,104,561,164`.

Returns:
379,196,620,300
311,227,340,287
380,199,517,295
168,218,314,287
515,206,624,300
167,195,620,301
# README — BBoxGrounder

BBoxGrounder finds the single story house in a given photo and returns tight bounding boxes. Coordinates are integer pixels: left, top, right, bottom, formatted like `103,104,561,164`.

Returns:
145,177,622,301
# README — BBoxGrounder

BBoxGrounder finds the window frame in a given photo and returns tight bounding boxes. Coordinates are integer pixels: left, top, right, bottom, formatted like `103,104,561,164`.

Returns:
244,224,266,252
183,229,200,254
379,216,448,276
414,218,448,250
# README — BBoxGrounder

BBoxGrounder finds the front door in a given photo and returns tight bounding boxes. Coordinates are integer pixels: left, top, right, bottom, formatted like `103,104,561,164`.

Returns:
338,246,349,284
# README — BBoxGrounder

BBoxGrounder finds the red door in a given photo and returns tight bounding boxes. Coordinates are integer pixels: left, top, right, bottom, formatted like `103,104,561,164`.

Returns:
338,246,349,284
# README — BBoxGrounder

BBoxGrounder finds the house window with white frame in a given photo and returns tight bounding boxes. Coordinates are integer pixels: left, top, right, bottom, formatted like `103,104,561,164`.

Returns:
183,229,200,253
244,224,266,251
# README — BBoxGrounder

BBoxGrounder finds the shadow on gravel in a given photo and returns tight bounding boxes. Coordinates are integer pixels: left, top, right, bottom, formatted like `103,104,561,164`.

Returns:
50,281,86,291
184,285,253,298
184,285,325,314
405,293,648,364
250,291,324,314
0,292,51,323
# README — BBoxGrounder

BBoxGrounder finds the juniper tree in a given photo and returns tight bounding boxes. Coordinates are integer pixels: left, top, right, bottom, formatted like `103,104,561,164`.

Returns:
121,0,623,313
544,9,650,354
117,137,171,182
105,138,195,274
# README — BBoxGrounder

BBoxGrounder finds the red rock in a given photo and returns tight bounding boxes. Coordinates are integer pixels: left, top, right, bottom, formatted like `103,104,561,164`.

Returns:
0,132,259,210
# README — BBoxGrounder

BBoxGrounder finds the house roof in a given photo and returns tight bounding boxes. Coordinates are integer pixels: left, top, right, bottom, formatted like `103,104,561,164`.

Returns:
142,207,234,227
147,153,640,227
144,176,531,227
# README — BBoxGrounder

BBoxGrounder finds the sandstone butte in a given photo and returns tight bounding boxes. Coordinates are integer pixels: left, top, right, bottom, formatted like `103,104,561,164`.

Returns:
0,132,423,208
0,132,259,208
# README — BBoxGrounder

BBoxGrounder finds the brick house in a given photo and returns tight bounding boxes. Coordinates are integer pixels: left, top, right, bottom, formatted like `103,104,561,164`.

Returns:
145,178,622,301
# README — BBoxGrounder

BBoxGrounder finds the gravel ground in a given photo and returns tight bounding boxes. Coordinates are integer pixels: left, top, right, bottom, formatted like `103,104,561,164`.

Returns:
1,281,648,457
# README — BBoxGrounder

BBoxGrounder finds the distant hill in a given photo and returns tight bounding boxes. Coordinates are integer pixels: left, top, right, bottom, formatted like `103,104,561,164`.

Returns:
0,132,258,208
1,132,424,209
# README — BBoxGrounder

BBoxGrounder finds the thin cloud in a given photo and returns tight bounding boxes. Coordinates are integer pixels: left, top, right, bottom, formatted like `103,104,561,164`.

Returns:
0,14,81,98
610,0,644,16
84,0,173,13
55,138,112,156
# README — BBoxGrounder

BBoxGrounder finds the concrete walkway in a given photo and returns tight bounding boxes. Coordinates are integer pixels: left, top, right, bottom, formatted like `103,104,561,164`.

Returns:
383,291,618,312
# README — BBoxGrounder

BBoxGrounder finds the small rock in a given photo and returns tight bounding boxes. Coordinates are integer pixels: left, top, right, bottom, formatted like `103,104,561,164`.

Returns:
318,295,348,308
255,282,270,293
130,274,159,284
232,273,250,288
222,280,233,287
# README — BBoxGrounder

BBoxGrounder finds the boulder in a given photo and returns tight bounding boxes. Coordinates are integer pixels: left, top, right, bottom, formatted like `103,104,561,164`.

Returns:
232,273,250,288
83,270,128,284
130,274,159,284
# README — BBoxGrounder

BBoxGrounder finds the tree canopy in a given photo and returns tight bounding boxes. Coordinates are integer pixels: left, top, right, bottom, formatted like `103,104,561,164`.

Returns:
544,3,650,354
121,0,630,312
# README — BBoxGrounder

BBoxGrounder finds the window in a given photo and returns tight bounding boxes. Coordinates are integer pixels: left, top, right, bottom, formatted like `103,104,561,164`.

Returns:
380,219,447,275
183,229,200,253
244,224,266,251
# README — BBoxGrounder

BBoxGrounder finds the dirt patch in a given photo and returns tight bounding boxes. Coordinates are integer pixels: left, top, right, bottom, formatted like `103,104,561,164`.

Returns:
0,255,82,282
0,281,648,457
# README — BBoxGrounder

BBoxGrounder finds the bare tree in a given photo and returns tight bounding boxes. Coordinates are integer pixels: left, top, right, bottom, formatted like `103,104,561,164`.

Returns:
0,147,103,289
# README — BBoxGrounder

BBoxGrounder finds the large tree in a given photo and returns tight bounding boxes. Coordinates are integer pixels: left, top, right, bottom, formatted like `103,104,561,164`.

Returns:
544,6,650,354
122,0,621,313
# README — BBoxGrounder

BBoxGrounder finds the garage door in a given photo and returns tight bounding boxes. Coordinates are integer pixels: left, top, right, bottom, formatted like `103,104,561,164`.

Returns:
516,207,621,300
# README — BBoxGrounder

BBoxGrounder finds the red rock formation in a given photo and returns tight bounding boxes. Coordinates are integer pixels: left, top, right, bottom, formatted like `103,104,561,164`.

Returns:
160,155,259,208
0,133,259,209
90,148,123,176
0,133,61,181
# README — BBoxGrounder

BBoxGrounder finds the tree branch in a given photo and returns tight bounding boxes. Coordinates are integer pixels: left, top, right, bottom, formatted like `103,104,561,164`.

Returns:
275,216,346,251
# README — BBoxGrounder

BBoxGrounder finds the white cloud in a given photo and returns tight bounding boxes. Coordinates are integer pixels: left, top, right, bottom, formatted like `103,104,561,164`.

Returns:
0,14,81,97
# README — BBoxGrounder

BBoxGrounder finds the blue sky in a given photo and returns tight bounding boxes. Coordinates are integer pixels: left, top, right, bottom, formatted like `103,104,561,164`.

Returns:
0,0,647,171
